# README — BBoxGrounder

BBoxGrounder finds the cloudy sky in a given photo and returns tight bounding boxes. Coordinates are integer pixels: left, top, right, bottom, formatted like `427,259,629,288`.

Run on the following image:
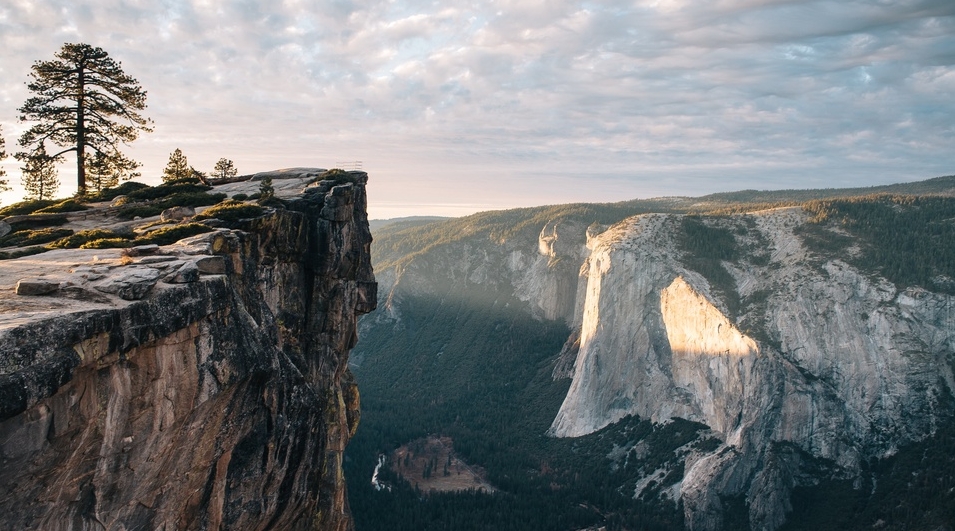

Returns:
1,0,953,218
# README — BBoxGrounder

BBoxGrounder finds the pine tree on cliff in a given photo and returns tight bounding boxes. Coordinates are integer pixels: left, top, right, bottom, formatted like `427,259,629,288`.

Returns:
212,158,238,180
258,176,274,201
17,43,152,196
163,148,191,182
0,125,10,193
19,143,59,200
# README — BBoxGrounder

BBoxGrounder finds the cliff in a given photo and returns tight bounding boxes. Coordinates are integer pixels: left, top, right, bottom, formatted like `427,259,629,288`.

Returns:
0,172,376,530
550,208,955,530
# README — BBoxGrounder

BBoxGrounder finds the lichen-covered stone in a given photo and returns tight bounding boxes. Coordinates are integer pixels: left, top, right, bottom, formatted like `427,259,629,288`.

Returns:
160,205,195,222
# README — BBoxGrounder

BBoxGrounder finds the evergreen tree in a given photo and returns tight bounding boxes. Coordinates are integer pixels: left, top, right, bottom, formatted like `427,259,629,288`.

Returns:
0,125,9,193
258,176,274,200
163,148,191,182
17,43,152,195
85,151,141,193
20,143,59,200
212,158,238,180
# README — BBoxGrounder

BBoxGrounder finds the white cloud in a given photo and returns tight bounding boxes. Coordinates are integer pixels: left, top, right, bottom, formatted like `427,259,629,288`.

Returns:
0,0,953,215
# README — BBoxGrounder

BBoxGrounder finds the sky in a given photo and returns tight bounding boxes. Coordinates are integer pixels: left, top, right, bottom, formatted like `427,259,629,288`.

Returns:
0,0,953,219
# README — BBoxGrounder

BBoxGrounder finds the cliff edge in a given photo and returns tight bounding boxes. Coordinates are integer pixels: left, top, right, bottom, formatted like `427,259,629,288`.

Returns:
0,171,376,530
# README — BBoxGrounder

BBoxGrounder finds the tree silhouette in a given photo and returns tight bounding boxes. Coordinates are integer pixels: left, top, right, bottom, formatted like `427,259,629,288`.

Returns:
163,148,191,182
258,176,274,200
20,143,60,200
212,158,238,180
0,125,9,194
17,43,152,195
85,151,140,193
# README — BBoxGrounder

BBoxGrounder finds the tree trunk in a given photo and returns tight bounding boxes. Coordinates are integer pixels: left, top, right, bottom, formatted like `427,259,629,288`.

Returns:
76,63,86,196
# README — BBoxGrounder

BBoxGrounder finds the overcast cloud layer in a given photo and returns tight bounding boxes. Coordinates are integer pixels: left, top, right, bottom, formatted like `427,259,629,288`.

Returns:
1,0,953,217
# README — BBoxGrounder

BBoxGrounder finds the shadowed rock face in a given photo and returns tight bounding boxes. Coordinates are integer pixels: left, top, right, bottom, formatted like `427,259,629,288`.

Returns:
0,173,375,530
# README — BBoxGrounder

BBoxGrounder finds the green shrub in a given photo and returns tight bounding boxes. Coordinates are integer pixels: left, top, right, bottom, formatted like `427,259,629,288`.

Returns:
0,228,74,248
232,193,249,201
115,192,227,220
80,238,134,249
0,199,59,217
127,182,211,201
47,229,127,249
83,181,150,202
194,200,265,222
257,196,286,208
162,177,203,186
34,199,90,214
133,223,212,246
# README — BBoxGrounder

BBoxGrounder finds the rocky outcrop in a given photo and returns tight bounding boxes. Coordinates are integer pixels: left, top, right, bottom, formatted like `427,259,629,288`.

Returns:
550,208,955,530
0,173,375,530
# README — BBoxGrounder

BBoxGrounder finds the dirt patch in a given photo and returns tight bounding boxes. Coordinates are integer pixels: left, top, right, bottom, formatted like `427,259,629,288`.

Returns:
389,436,496,494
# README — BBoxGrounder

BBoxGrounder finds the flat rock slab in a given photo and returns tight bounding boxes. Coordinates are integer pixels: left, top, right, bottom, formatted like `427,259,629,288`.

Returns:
94,266,161,300
15,280,60,296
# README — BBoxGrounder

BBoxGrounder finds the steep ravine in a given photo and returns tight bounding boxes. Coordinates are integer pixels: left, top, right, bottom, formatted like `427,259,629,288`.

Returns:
0,173,376,530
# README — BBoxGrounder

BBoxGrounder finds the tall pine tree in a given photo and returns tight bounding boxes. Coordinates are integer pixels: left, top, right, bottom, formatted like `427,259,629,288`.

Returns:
17,43,152,195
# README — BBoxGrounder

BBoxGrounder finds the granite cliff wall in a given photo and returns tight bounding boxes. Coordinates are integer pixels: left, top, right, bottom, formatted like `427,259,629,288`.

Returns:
0,174,375,530
550,209,955,530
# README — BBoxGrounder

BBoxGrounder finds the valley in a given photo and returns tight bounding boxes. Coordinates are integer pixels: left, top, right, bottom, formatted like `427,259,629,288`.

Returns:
347,175,955,531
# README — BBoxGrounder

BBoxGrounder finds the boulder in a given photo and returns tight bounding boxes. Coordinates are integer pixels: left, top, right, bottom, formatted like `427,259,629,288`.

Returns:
0,220,11,238
166,262,199,284
15,279,60,296
160,206,195,222
196,256,227,275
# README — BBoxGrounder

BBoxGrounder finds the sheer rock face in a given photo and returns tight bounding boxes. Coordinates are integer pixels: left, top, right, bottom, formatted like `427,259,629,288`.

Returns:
0,174,375,531
550,208,955,530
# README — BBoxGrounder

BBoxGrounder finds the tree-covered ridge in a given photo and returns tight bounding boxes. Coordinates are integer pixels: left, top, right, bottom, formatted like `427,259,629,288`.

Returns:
800,194,955,294
697,174,955,205
372,173,955,274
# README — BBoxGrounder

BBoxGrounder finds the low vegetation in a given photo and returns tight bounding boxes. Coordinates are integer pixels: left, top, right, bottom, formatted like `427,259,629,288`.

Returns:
132,223,211,246
0,228,74,248
194,200,264,222
33,199,89,214
47,229,125,249
0,199,60,217
83,181,150,202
